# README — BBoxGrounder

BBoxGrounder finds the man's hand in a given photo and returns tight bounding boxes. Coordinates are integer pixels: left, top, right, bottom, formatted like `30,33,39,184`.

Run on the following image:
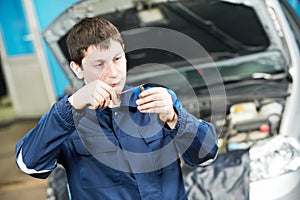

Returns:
136,87,178,129
68,80,119,110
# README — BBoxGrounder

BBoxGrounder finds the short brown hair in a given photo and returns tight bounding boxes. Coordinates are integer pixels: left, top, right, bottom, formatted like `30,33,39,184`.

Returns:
66,17,123,65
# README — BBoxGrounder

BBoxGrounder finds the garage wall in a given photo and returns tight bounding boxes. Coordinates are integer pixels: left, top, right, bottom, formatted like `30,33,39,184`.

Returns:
0,0,78,118
0,0,56,118
32,0,79,98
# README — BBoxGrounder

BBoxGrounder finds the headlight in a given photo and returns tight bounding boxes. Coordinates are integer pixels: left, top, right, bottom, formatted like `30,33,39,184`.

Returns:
249,135,300,182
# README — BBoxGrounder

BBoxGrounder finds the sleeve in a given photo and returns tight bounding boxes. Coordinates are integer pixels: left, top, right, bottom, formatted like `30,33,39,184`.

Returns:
15,95,75,178
167,89,219,166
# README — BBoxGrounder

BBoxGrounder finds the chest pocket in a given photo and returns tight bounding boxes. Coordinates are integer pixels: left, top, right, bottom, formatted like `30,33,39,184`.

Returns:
71,138,123,189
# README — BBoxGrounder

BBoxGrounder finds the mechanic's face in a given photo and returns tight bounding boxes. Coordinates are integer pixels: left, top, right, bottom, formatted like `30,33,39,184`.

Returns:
72,40,127,93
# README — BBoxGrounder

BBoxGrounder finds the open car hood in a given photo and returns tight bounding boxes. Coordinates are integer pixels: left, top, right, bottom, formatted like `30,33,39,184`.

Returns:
43,0,289,84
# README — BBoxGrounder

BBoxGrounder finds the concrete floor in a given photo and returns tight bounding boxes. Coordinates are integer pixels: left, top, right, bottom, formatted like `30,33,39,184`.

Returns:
0,102,47,200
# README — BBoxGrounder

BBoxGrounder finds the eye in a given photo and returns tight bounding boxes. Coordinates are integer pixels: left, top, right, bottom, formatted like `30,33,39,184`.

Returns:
115,54,124,62
94,62,104,68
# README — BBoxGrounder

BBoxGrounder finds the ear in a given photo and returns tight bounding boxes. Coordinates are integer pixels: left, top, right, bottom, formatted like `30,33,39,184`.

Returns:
70,61,84,80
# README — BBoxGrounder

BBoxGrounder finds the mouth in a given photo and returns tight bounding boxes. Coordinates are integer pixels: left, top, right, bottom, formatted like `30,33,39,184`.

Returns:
109,82,119,88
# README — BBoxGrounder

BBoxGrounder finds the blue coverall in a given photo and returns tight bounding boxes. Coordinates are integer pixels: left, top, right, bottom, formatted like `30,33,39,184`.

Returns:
16,86,218,200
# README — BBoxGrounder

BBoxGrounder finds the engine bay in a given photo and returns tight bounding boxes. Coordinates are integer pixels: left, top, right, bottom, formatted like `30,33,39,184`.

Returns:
217,98,284,153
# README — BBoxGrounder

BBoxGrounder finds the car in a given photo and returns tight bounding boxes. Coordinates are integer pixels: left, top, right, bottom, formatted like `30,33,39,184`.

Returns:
43,0,300,199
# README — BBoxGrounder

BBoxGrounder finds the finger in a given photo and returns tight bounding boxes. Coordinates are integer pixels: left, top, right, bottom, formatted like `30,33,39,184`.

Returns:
95,88,111,102
146,105,175,122
102,98,110,108
94,84,115,107
139,87,165,98
110,90,119,105
137,100,164,111
136,93,165,106
138,105,172,116
98,82,116,101
138,97,172,111
95,91,112,108
88,94,104,109
138,106,162,114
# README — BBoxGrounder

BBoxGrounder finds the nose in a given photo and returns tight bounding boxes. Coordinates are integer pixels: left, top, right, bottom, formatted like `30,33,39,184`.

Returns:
106,62,118,77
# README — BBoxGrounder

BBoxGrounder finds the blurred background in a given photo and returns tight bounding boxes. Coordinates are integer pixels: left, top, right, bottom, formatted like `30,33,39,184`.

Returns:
1,0,300,200
0,1,84,199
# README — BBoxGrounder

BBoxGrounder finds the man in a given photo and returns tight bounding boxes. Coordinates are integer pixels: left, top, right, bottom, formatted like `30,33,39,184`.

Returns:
16,17,218,199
